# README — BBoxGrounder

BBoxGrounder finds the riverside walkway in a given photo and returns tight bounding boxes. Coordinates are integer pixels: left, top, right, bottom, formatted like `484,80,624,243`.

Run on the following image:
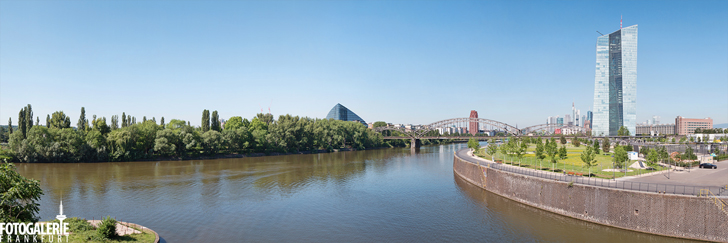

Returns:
456,149,728,197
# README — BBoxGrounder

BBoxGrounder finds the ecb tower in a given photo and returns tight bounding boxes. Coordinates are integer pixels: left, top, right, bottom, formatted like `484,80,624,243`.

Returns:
592,24,637,136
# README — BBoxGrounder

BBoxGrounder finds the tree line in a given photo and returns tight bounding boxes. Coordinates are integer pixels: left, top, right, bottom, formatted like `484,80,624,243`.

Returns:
2,104,392,163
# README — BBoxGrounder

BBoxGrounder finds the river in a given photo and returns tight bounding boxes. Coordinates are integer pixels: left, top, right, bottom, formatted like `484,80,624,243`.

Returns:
17,143,697,242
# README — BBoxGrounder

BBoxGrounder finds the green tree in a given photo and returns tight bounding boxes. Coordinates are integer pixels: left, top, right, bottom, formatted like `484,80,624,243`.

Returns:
166,119,187,130
18,109,26,139
92,117,111,135
558,146,568,161
645,149,659,169
77,107,87,131
7,117,12,134
499,139,511,157
256,113,274,125
45,115,50,128
657,146,669,165
617,126,631,136
201,130,223,154
467,137,480,151
160,117,165,127
545,139,558,170
211,110,221,132
50,111,71,129
110,115,119,130
683,146,697,160
602,137,610,153
24,104,33,137
121,112,128,128
373,121,387,128
534,140,545,160
613,146,629,169
486,139,498,157
224,116,244,130
154,130,178,157
0,163,43,223
222,127,251,153
573,135,580,147
580,146,597,176
515,138,527,159
560,135,567,145
201,109,210,132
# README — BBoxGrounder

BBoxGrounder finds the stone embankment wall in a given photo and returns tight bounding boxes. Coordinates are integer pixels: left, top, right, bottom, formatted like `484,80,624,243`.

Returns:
453,153,728,242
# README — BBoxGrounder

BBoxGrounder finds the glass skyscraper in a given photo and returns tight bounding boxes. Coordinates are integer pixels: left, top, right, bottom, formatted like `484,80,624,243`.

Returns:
592,25,637,136
325,103,366,125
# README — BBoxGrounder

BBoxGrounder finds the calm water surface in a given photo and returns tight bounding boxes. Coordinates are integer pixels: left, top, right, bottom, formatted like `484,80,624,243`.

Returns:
18,144,698,242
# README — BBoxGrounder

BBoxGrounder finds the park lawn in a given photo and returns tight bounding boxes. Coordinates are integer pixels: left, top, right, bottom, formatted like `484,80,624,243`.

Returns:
475,143,667,179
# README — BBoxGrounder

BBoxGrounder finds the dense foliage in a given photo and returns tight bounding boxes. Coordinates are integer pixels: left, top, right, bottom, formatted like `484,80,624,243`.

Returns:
5,105,387,162
0,163,43,223
97,216,117,239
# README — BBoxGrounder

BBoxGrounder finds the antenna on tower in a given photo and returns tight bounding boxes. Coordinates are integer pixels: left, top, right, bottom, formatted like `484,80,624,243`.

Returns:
596,31,604,36
620,15,622,29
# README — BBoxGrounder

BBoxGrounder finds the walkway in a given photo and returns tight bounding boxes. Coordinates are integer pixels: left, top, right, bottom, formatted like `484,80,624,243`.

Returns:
456,149,728,197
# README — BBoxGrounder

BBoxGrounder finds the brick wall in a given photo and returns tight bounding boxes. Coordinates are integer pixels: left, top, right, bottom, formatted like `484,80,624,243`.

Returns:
453,155,728,242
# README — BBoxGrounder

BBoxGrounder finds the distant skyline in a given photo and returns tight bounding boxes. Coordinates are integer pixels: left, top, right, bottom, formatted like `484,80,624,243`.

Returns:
1,0,726,127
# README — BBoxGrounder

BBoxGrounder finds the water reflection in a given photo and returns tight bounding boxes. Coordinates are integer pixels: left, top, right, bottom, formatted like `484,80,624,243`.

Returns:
13,144,699,243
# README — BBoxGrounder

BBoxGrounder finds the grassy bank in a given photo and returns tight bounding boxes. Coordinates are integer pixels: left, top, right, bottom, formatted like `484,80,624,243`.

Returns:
475,144,668,179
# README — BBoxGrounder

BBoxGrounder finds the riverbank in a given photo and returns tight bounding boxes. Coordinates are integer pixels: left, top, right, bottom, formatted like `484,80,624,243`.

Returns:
453,148,728,242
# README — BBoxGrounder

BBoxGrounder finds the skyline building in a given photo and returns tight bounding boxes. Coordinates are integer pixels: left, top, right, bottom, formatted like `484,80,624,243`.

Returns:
592,24,638,136
325,103,366,125
587,111,593,128
469,110,478,136
565,114,572,126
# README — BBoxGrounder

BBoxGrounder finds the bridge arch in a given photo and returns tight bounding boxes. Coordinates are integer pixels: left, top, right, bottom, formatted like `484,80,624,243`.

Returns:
374,117,520,138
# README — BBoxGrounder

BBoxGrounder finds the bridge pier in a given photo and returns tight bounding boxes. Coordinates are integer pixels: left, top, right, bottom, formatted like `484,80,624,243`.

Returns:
411,138,421,149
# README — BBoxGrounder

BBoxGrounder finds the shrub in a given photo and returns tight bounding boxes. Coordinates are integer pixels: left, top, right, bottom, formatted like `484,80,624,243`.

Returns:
67,217,94,232
96,216,117,239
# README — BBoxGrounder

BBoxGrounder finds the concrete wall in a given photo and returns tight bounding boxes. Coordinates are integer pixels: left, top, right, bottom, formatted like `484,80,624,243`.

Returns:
453,154,728,242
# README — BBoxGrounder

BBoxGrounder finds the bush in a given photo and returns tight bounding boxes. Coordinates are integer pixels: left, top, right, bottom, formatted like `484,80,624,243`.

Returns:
97,216,117,239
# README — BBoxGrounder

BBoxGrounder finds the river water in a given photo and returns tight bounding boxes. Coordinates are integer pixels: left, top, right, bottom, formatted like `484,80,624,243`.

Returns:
17,143,696,242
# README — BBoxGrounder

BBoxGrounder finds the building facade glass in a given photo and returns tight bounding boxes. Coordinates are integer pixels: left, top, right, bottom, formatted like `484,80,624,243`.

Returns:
593,25,637,136
325,103,366,125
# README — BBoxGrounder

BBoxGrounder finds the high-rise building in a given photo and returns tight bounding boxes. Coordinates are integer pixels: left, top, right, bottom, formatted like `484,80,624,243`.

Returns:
325,103,366,125
575,109,581,127
652,116,660,125
587,111,593,128
469,110,478,135
572,102,576,125
592,24,638,136
557,117,564,126
565,114,572,126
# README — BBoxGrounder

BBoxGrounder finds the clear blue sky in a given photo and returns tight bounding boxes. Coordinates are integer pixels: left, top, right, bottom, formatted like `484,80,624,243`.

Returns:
1,0,726,127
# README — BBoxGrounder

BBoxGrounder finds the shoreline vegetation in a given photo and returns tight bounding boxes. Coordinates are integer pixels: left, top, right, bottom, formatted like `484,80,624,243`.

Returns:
0,104,457,163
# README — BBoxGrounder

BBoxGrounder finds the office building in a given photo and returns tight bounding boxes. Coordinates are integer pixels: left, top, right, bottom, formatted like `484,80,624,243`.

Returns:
325,103,366,125
592,24,638,136
675,116,712,135
636,124,675,136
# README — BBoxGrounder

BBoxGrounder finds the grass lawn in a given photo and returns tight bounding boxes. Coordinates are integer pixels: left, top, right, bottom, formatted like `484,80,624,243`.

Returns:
47,218,156,243
476,144,667,179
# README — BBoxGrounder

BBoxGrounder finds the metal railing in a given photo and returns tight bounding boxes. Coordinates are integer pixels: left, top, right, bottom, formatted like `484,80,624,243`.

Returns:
699,189,728,216
459,150,727,197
